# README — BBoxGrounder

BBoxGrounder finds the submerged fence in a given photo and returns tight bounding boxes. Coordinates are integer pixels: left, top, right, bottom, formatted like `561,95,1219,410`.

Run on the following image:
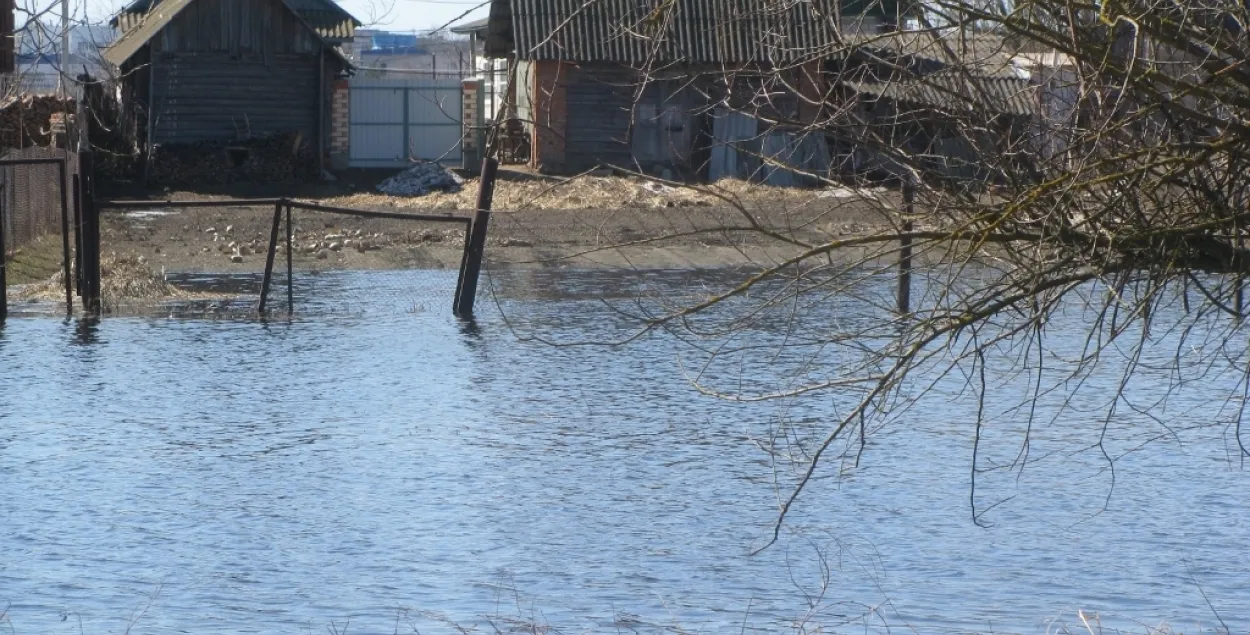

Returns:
91,197,488,318
0,148,77,319
0,148,76,251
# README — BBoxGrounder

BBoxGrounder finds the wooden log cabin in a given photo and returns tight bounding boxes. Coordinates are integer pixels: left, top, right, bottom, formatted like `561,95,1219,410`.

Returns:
104,0,358,173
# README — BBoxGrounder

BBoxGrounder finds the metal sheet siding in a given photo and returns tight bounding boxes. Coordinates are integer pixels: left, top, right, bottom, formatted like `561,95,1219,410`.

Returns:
508,0,888,63
347,77,464,166
151,52,319,143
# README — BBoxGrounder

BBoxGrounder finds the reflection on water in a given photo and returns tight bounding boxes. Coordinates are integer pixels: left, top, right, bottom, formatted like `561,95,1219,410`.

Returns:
0,268,1246,635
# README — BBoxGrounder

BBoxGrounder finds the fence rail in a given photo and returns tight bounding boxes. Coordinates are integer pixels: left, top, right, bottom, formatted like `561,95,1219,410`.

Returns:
92,197,486,317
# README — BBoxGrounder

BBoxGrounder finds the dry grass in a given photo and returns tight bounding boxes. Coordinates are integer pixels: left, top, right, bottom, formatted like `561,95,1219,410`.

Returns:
3,234,66,285
327,175,870,212
13,254,223,312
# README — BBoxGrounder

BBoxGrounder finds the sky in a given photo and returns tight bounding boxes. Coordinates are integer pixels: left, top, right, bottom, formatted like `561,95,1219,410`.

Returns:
80,0,491,34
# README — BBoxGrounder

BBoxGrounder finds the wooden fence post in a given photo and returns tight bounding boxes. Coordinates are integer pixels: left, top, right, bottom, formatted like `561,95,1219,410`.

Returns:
454,156,498,316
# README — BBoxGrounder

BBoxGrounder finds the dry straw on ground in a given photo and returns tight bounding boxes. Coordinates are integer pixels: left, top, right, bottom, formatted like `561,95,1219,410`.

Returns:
14,255,218,311
328,175,875,212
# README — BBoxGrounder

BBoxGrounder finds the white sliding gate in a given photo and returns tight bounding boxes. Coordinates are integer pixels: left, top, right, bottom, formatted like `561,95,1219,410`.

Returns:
348,76,464,168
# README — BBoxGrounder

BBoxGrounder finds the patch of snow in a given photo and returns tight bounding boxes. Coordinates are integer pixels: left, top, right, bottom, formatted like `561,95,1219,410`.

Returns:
125,210,173,219
376,163,464,197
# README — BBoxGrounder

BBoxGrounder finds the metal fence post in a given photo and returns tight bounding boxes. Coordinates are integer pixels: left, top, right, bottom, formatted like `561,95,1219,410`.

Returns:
73,172,83,296
57,158,72,314
454,156,498,316
898,182,914,316
0,184,7,322
286,203,294,315
79,152,101,313
258,200,284,315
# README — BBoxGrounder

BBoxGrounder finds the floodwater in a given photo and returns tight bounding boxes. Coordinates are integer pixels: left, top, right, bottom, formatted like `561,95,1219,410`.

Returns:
1,268,1247,634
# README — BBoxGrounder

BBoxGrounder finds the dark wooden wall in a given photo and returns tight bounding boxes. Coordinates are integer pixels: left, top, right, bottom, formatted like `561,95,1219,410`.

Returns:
562,63,713,174
156,0,320,55
138,0,340,145
151,53,320,143
564,65,636,171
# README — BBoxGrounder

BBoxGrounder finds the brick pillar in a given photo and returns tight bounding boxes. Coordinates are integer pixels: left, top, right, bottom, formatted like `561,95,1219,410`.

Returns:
461,77,485,172
329,78,350,170
531,60,567,173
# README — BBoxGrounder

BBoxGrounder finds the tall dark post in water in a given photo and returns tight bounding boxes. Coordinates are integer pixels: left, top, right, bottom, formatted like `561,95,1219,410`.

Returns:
73,173,83,295
286,203,294,315
259,200,284,315
57,159,72,314
898,182,914,315
79,152,101,314
0,184,7,321
454,157,498,316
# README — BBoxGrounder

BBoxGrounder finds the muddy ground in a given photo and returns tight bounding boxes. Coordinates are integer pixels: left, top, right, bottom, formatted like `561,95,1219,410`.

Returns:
90,173,901,275
4,174,903,307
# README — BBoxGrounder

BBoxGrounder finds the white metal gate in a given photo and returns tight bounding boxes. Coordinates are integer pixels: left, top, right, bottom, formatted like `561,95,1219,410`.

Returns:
348,76,464,168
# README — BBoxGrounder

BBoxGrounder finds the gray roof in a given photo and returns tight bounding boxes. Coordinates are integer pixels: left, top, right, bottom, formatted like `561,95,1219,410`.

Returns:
845,74,1037,116
843,30,1024,78
104,0,354,66
494,0,901,63
112,0,360,41
449,17,490,35
104,0,194,66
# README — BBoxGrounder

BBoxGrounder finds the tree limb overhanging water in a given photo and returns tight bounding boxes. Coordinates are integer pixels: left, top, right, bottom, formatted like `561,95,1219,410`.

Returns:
487,0,1250,545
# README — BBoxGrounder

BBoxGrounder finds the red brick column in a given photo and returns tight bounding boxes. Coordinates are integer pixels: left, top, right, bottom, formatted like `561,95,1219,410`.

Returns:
531,60,567,172
329,78,350,170
462,78,484,170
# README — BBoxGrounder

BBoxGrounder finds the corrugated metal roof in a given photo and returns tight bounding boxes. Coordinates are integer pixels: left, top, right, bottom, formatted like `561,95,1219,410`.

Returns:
843,31,1023,78
506,0,899,63
104,0,354,67
103,0,194,66
112,0,359,41
845,74,1037,116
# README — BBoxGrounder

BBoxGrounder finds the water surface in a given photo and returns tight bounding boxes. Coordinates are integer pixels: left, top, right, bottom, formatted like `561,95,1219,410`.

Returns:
1,268,1246,634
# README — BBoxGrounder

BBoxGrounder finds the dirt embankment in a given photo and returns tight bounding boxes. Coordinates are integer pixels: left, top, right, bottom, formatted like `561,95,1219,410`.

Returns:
96,175,900,275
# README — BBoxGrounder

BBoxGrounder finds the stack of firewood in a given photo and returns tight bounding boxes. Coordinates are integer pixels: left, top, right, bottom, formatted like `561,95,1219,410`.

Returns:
0,95,76,148
146,132,318,186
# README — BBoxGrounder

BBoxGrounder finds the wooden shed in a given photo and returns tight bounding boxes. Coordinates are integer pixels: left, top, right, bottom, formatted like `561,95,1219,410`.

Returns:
484,0,900,178
104,0,356,170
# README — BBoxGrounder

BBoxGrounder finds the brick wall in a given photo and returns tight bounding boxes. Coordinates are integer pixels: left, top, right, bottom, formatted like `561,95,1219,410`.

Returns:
329,78,350,169
531,60,567,172
462,78,483,169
